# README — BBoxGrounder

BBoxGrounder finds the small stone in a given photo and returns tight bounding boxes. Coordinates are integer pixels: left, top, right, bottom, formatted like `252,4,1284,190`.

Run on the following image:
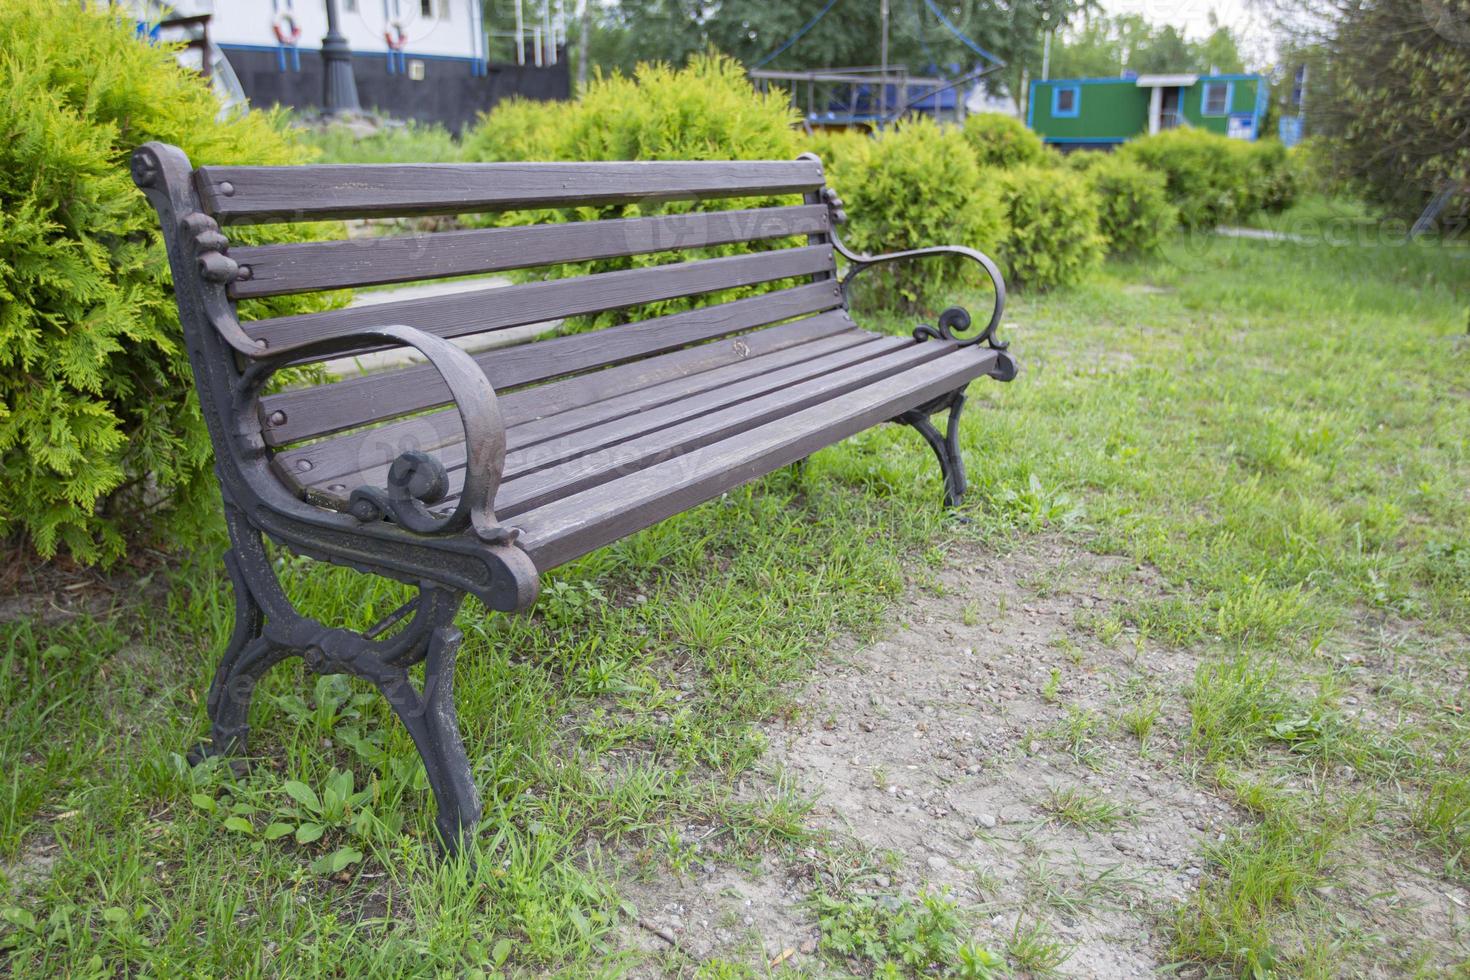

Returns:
927,855,949,872
634,593,648,604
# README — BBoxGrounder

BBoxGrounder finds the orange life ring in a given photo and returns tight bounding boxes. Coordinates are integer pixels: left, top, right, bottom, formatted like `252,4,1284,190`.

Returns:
384,20,408,51
272,11,302,46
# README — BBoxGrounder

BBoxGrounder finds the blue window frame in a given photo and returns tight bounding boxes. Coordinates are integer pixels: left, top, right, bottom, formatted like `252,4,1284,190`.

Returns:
1051,85,1080,118
1201,80,1232,116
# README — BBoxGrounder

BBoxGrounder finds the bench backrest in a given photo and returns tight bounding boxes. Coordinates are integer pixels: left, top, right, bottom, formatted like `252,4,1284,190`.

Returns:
166,154,843,455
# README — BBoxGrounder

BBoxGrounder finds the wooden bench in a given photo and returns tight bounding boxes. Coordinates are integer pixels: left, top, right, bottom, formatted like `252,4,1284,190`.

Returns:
132,141,1014,853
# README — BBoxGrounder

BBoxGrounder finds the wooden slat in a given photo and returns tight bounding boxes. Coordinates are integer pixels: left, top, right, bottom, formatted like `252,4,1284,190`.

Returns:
196,159,826,223
275,313,859,489
261,281,844,445
244,245,836,352
486,340,953,518
230,205,831,299
515,346,1001,571
326,332,902,496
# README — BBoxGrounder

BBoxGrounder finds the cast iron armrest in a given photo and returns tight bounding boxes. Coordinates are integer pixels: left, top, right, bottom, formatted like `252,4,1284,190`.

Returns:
832,232,1008,352
237,323,515,546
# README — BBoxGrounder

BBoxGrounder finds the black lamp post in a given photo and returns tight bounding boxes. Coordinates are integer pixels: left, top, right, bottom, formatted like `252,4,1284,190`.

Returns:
322,0,362,115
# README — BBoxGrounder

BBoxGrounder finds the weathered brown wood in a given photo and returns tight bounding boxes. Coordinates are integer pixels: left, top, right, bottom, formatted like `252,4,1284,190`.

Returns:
322,331,905,497
196,159,825,223
514,346,1001,570
230,205,831,299
477,339,956,518
274,313,860,488
244,245,836,353
261,282,845,446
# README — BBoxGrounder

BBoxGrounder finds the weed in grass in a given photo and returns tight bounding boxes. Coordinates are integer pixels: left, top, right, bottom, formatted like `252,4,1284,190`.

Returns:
1039,785,1132,832
1021,857,1137,918
1120,696,1163,745
1188,653,1332,763
1043,706,1104,770
814,888,993,976
1412,774,1470,876
1041,667,1062,704
1006,916,1071,976
1170,804,1338,977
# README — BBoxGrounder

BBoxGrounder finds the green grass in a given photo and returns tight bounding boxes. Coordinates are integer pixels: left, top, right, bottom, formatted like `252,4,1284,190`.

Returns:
1038,785,1132,832
2,217,1468,974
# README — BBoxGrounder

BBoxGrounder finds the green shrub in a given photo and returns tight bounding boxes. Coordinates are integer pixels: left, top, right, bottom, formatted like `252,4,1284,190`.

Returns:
993,165,1105,290
962,112,1048,169
462,97,575,162
799,127,871,173
1121,128,1249,230
828,117,1007,308
463,55,804,330
1078,154,1178,254
0,2,341,563
559,55,801,162
298,119,463,164
1239,140,1299,214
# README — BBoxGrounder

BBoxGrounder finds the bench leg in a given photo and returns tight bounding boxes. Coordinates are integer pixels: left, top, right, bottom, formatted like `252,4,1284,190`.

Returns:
189,504,482,856
896,387,969,508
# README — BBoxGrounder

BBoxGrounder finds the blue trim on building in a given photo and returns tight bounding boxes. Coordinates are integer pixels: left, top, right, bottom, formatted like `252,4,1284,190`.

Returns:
1051,84,1081,118
1200,80,1232,116
1041,136,1125,144
1026,80,1035,128
1040,73,1265,88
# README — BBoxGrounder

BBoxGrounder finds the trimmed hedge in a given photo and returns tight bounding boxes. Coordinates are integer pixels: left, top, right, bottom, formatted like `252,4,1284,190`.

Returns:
993,166,1105,290
0,1,341,563
1120,128,1298,230
962,113,1048,170
828,117,1008,308
1071,153,1178,254
1119,128,1248,229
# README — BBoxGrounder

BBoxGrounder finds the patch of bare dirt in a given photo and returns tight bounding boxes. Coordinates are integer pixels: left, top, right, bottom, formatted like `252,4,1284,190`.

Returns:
615,537,1234,976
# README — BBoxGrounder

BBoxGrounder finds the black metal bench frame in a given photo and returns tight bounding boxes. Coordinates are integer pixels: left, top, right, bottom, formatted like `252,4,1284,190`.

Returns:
132,141,1013,854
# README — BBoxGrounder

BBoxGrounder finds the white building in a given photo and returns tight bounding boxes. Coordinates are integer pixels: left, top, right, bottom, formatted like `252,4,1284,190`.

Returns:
209,1,489,68
127,1,569,131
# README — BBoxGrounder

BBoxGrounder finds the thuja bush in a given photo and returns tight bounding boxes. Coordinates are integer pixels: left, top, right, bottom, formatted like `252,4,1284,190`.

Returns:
1072,153,1178,254
993,165,1105,290
828,117,1008,308
0,1,340,563
799,127,872,173
464,54,804,330
962,112,1048,170
462,97,575,162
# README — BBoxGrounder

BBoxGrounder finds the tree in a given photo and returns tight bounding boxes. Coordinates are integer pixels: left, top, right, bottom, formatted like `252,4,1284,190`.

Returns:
1308,0,1470,222
566,0,1097,107
1048,12,1245,79
1259,0,1469,221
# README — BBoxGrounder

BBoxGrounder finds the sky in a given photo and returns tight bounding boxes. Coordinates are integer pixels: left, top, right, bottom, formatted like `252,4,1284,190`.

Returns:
1095,0,1276,60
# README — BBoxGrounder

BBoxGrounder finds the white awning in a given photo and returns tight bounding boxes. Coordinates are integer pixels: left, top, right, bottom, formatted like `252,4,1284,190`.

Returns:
1135,74,1199,88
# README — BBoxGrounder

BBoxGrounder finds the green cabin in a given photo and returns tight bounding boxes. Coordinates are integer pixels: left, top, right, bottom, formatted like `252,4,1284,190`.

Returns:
1028,74,1268,150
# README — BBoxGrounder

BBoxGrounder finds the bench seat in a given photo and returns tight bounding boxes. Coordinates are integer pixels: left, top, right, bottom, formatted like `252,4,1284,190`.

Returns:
278,315,1004,572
